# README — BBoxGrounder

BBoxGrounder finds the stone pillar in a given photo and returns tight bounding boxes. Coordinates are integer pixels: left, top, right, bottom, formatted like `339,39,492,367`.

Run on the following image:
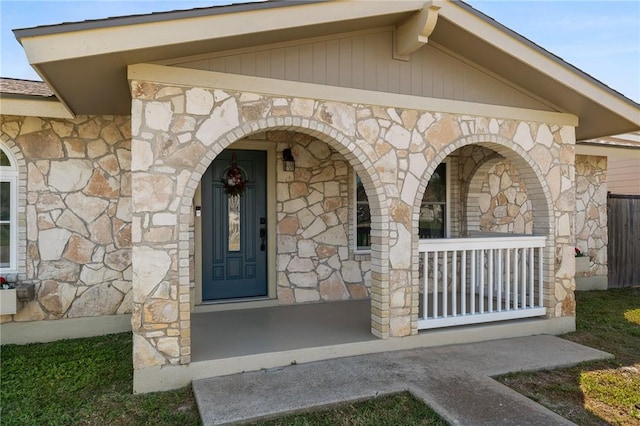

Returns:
130,82,188,369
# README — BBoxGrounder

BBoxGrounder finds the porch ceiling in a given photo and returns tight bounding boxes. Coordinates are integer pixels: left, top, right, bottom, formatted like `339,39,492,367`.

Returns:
13,0,639,140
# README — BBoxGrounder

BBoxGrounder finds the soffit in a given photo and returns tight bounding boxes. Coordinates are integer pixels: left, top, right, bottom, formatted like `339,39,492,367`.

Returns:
428,12,639,140
16,2,419,116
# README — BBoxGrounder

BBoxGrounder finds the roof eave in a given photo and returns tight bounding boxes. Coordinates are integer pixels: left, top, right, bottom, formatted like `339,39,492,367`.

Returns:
10,0,639,140
0,94,74,119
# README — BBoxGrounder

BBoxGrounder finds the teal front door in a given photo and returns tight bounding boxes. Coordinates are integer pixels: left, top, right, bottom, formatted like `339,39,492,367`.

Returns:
202,150,268,301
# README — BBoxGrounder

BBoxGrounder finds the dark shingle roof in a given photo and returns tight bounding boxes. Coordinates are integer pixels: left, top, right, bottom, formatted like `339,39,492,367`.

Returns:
0,78,54,97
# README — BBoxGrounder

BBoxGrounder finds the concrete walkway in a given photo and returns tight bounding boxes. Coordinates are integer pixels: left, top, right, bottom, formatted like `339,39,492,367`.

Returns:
193,335,611,425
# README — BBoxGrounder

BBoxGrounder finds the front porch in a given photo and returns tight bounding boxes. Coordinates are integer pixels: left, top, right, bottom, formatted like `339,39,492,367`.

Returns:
129,69,578,393
190,235,549,361
133,297,574,392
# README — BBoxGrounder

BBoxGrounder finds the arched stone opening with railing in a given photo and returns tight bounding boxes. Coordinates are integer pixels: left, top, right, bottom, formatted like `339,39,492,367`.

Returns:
411,133,568,330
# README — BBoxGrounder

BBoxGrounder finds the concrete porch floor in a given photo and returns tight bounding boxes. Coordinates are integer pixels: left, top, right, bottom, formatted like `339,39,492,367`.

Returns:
191,299,375,361
133,299,577,393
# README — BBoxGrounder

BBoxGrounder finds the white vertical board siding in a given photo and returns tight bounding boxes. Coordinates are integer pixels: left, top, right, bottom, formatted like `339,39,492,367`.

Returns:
170,29,553,111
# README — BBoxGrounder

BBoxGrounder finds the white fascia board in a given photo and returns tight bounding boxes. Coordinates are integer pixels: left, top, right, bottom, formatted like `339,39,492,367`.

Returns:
129,63,578,127
0,97,74,119
438,2,640,126
19,1,425,65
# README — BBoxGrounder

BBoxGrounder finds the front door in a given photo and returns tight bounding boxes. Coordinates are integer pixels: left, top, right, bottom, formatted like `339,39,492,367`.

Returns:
202,150,267,301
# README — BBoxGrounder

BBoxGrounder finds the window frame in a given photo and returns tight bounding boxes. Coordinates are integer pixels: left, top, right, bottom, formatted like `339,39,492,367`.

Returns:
0,145,18,273
418,161,451,239
353,159,451,253
353,173,372,254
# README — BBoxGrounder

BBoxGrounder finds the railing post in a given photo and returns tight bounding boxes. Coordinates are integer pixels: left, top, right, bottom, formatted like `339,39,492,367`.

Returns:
538,246,543,308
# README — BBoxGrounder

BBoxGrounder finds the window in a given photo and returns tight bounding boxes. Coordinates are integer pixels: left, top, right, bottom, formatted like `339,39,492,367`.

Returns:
0,146,18,272
355,175,371,251
419,163,448,239
354,162,449,251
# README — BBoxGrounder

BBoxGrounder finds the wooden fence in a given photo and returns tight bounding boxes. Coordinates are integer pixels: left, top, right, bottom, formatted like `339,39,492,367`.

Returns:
608,194,640,288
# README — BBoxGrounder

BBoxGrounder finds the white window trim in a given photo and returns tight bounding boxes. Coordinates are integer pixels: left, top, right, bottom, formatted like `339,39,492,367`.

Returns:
353,159,451,254
0,145,18,273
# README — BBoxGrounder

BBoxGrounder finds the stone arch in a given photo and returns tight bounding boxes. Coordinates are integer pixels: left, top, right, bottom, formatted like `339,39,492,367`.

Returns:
411,133,556,323
414,134,554,240
178,116,391,338
0,139,27,277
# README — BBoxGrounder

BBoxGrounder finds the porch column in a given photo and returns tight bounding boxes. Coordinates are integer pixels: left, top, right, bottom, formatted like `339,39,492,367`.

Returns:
130,80,191,371
387,198,417,336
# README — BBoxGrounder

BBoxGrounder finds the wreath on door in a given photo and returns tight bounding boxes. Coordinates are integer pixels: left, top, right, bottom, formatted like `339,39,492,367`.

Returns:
221,152,247,197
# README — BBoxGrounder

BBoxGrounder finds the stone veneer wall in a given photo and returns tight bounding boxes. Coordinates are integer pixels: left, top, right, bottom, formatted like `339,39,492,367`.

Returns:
130,79,576,369
575,154,607,277
264,131,370,304
476,159,533,234
0,115,132,323
458,145,532,234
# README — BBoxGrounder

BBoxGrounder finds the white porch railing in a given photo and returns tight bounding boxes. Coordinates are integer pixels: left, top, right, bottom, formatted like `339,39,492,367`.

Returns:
418,235,547,330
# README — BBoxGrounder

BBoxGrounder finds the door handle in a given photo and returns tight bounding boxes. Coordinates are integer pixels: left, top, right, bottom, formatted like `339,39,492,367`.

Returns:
260,228,267,251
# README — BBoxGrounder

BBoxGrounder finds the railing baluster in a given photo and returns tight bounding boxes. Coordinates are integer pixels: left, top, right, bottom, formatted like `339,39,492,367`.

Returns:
479,249,485,313
521,247,527,309
513,248,519,309
505,248,510,310
488,249,494,312
423,251,429,320
433,250,438,319
452,250,457,316
497,249,503,312
529,247,534,308
443,251,448,317
461,250,467,315
470,250,476,314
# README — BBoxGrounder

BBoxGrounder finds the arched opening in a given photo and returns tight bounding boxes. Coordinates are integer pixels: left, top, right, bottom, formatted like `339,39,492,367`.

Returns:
413,138,554,330
177,121,391,361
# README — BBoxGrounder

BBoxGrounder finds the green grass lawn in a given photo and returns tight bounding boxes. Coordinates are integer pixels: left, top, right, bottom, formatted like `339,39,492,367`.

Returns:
1,288,637,425
497,288,640,425
0,333,199,426
0,334,445,425
251,393,447,426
